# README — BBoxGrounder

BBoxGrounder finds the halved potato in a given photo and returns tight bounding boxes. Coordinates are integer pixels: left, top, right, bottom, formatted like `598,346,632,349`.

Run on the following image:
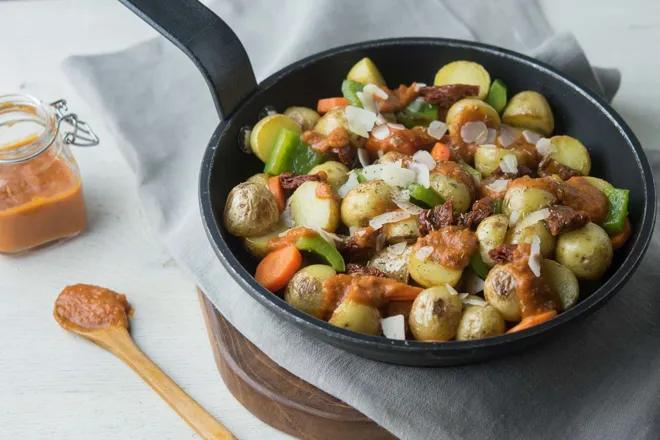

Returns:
243,222,289,260
283,106,321,131
506,209,556,257
290,181,341,232
542,260,579,310
382,216,420,244
429,172,473,213
347,57,386,87
329,299,382,335
340,180,395,228
308,161,349,193
434,61,491,100
408,248,463,287
446,98,500,137
369,244,413,283
547,135,591,176
502,91,554,136
250,114,301,162
476,214,509,267
474,145,528,177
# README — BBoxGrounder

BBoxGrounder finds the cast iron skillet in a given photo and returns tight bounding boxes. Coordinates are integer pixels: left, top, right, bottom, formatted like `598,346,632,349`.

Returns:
120,0,656,366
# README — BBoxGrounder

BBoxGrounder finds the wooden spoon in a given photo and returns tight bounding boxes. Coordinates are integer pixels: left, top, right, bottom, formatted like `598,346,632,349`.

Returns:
54,284,236,440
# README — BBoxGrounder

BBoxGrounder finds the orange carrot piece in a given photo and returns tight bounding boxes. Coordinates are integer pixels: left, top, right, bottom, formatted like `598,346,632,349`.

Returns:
384,283,423,302
268,176,286,213
431,142,451,161
610,217,631,250
317,97,350,114
254,245,302,292
506,310,557,334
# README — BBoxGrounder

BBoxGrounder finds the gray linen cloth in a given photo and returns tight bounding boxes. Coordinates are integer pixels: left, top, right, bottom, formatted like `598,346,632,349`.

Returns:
64,1,659,438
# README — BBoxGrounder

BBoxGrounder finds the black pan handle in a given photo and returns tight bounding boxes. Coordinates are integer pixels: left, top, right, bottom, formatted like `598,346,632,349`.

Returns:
118,0,257,119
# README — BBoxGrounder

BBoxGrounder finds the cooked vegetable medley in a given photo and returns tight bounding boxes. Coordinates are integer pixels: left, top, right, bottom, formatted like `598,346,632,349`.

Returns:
223,58,632,342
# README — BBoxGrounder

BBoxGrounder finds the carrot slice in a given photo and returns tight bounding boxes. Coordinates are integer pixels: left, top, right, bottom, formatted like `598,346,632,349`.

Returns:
506,310,557,334
254,245,302,292
431,142,451,161
268,176,286,213
610,217,631,250
317,97,350,114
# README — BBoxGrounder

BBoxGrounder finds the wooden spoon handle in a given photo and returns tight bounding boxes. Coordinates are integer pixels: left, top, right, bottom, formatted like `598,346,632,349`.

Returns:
105,328,236,440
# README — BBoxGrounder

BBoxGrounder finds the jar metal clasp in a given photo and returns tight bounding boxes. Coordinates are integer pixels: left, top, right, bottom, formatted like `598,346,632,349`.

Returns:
50,99,100,147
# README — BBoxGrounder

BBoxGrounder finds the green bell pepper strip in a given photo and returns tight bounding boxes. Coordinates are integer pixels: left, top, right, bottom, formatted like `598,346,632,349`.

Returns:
396,101,440,128
295,234,346,272
493,199,503,214
601,188,629,234
355,169,367,183
291,142,323,175
460,162,482,184
486,79,508,113
264,128,300,175
408,183,444,208
341,80,365,108
470,252,490,280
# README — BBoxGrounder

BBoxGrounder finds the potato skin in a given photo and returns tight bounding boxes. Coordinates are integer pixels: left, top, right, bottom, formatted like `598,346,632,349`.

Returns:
369,245,413,283
542,260,579,310
502,91,554,136
446,98,500,137
285,265,336,319
347,57,386,87
434,62,491,100
474,146,528,178
308,161,349,193
556,222,613,280
548,135,591,176
429,172,473,213
382,216,420,244
503,186,557,219
476,214,509,267
340,180,395,228
224,182,280,237
246,172,270,188
506,218,556,258
408,248,463,288
409,286,463,341
328,300,382,335
483,264,521,321
456,297,506,340
290,181,341,232
284,106,321,131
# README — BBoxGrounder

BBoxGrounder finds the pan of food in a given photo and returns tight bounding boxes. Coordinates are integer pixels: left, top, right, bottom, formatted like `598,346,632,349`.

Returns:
120,0,655,366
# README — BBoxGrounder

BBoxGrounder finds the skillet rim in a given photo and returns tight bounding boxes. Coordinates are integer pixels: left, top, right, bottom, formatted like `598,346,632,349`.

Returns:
199,37,656,358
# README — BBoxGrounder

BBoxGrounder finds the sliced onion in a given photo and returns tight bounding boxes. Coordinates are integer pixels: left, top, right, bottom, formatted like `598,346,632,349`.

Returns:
522,130,542,144
414,83,427,92
357,148,370,167
407,162,430,188
387,122,406,131
346,106,378,138
349,226,358,236
364,83,389,100
536,137,556,156
369,210,411,230
392,187,411,202
311,226,343,248
498,125,519,147
486,179,510,193
388,242,408,255
361,164,385,181
509,209,520,226
427,120,448,140
375,113,388,125
381,164,417,187
376,232,387,252
337,171,359,197
415,246,434,261
517,208,550,229
413,150,436,170
499,154,518,174
357,91,377,113
371,124,390,140
394,198,424,215
381,315,405,340
461,121,488,143
463,297,488,307
459,292,469,300
407,98,424,112
280,197,294,227
464,272,486,295
446,283,460,296
485,128,497,144
528,235,542,277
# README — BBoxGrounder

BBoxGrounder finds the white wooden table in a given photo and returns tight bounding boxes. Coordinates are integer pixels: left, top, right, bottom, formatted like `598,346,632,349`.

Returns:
0,1,658,439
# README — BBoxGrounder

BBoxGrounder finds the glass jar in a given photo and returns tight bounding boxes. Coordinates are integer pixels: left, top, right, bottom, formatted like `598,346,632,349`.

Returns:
0,94,98,254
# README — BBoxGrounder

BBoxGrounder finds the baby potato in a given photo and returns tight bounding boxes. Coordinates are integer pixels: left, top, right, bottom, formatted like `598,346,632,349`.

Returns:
502,91,554,136
309,161,349,193
503,186,557,220
584,176,613,192
314,107,365,149
408,248,463,288
243,222,289,260
369,245,413,283
434,61,491,100
446,98,501,137
283,106,321,131
340,180,395,228
246,172,270,188
429,172,473,213
382,216,420,244
285,265,336,319
329,299,382,335
474,145,528,177
556,222,613,280
375,151,413,166
547,135,591,176
290,181,341,232
542,260,579,310
347,57,386,87
484,264,521,321
476,214,509,267
506,210,556,258
409,286,463,341
250,114,301,162
456,296,506,340
223,182,280,237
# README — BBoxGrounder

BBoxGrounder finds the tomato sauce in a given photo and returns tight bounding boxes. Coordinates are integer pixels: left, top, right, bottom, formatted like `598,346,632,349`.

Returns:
54,284,132,330
267,227,316,251
412,226,478,270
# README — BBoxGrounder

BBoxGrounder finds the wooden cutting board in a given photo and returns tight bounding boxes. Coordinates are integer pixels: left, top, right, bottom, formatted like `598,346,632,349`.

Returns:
197,291,396,440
